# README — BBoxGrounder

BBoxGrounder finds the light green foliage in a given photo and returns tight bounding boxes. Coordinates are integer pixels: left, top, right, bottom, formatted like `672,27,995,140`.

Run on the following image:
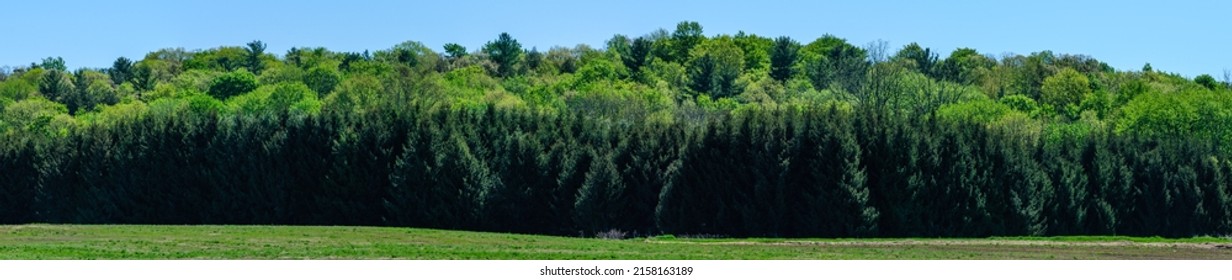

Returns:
1103,72,1149,107
1079,91,1113,119
937,98,1023,125
1044,112,1104,145
645,58,687,93
304,66,341,95
145,92,223,119
572,58,624,88
0,27,1218,150
732,32,772,72
225,82,321,116
323,75,383,115
141,48,191,81
566,78,673,122
113,83,139,102
0,98,70,137
258,63,305,85
738,71,785,104
571,44,608,69
443,66,503,101
181,92,225,115
75,71,120,113
143,83,195,101
1116,89,1232,148
1000,94,1040,115
1041,68,1091,117
0,79,38,101
776,77,833,105
208,70,259,99
0,98,10,131
695,94,740,111
77,101,148,128
440,66,524,110
501,75,557,110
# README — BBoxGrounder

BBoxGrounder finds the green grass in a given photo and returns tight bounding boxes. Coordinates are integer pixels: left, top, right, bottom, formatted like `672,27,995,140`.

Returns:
1,224,1229,259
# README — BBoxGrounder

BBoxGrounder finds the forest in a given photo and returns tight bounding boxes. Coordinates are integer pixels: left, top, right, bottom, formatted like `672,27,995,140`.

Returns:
1,22,1231,238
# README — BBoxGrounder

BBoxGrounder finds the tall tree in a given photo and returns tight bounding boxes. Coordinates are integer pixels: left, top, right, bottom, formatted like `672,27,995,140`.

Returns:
669,21,704,63
245,40,267,74
524,47,543,72
801,35,868,93
131,63,155,92
892,42,938,78
687,37,744,98
769,36,800,82
483,32,523,77
443,43,468,59
39,69,75,104
936,48,993,85
574,151,628,235
109,57,134,86
41,57,67,72
622,37,652,75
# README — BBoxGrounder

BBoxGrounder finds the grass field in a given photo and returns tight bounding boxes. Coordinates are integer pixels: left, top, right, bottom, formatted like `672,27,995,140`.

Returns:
1,224,1230,259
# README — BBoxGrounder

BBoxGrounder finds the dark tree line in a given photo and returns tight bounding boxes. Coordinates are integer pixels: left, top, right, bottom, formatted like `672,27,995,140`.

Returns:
2,101,1229,237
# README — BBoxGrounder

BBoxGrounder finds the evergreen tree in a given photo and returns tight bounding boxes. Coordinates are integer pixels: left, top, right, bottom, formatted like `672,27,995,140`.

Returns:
769,36,799,82
483,33,523,77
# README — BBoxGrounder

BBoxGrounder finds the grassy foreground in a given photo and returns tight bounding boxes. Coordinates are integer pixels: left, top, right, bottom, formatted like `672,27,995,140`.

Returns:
1,224,1230,259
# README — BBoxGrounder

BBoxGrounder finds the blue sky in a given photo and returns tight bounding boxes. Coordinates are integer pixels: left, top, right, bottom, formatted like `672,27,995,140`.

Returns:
4,0,1229,78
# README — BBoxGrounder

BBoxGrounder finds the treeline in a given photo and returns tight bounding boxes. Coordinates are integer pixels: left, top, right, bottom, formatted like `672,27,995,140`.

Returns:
2,102,1229,237
3,21,1232,237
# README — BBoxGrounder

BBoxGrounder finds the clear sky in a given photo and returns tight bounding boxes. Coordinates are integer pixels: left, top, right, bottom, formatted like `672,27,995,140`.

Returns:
3,0,1229,78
